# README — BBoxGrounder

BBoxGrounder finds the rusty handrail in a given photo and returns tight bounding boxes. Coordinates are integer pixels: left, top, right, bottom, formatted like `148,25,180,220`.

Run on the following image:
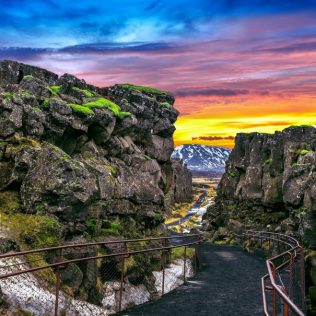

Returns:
0,233,204,315
242,230,305,316
0,233,201,259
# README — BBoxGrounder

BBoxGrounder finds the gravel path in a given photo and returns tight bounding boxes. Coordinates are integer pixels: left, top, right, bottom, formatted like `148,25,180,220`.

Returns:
118,244,266,316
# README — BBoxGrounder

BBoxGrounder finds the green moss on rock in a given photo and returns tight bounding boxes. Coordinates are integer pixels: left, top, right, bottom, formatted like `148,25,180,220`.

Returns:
72,87,96,97
68,97,131,118
68,103,94,115
264,158,272,165
48,85,61,95
160,102,171,107
0,191,61,249
43,98,50,108
23,75,34,79
3,92,13,100
228,171,237,178
120,83,172,97
297,149,312,155
32,107,42,113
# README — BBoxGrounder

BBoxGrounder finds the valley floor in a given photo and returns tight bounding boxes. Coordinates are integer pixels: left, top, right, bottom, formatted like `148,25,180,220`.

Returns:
165,176,220,233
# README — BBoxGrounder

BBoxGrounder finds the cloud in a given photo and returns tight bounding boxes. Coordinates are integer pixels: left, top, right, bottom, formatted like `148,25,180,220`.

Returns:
0,47,49,61
174,88,250,97
223,121,294,129
192,135,235,141
260,41,316,54
60,42,182,53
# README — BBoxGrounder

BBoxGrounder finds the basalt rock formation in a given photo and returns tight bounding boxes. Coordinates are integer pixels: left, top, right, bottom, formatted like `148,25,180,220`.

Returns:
204,126,316,310
0,60,192,313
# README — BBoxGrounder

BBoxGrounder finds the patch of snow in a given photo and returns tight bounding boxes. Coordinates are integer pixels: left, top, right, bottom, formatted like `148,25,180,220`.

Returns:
0,258,110,316
153,259,194,295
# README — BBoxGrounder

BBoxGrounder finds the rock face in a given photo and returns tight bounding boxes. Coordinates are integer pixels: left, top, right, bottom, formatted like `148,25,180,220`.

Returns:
165,158,193,209
0,60,191,232
204,126,316,311
205,126,316,241
0,60,193,312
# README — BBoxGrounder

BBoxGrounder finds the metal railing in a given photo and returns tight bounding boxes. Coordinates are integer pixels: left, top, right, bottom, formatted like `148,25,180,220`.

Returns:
0,233,204,315
241,230,305,316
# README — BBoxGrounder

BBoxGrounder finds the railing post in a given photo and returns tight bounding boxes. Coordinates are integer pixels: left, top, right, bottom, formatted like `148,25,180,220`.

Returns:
119,242,127,312
161,238,167,295
300,247,305,312
194,242,197,276
199,234,203,270
272,263,277,316
54,248,63,316
183,238,187,283
288,253,293,301
282,287,289,316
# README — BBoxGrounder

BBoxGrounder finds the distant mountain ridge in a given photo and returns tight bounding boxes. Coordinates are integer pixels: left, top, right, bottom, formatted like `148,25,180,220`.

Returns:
172,144,231,174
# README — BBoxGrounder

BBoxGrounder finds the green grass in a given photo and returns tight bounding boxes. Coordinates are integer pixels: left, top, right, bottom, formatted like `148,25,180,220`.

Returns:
120,83,172,97
48,85,61,95
171,246,195,261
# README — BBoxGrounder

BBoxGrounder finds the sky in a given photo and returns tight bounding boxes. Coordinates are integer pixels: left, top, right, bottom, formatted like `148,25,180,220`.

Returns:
1,0,316,148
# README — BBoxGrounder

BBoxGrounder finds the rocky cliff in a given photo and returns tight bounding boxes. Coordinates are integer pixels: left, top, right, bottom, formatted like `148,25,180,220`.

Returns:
0,60,192,311
204,126,316,309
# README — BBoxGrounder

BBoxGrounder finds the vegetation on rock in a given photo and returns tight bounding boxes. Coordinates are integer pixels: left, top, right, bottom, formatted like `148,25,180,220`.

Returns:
48,85,61,95
120,83,172,97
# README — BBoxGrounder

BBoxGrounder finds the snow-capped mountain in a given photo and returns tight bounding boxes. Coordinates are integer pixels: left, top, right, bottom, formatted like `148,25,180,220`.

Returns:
172,144,231,174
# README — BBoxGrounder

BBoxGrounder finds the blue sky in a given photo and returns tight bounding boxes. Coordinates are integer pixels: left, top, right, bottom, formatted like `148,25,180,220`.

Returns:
1,0,316,47
1,0,316,147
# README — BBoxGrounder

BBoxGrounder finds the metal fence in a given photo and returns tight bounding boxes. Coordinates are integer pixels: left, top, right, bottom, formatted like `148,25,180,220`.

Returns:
241,230,305,316
0,233,204,315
